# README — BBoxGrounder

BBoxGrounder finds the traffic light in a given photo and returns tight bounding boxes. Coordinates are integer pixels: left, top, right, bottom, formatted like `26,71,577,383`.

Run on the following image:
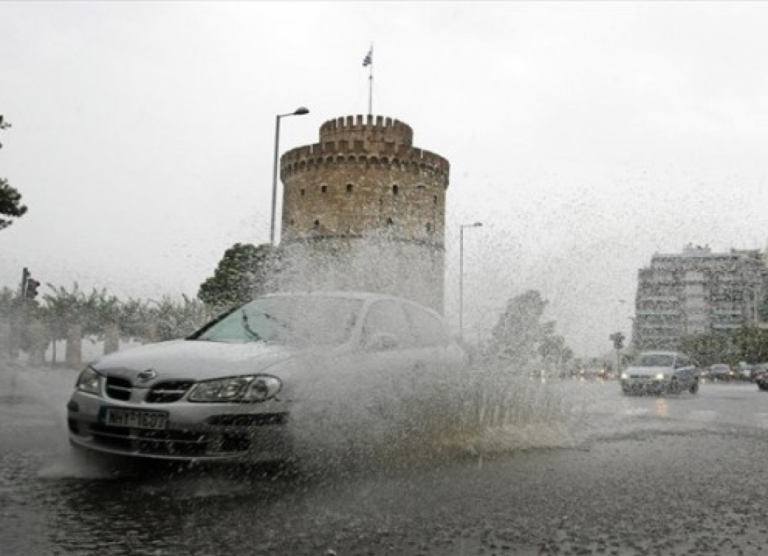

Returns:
25,278,40,299
610,332,625,350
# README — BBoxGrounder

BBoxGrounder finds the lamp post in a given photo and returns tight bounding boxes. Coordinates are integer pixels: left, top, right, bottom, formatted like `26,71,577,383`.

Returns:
270,106,309,245
459,222,483,340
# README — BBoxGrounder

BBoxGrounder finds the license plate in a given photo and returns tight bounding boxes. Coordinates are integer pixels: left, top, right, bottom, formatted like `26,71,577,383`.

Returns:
103,408,168,430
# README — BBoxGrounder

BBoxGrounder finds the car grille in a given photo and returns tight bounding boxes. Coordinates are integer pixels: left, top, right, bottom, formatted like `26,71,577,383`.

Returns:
105,377,132,400
105,378,194,403
146,381,194,403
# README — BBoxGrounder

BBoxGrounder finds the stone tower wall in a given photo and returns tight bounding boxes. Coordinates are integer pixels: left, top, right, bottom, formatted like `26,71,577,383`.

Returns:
278,115,449,312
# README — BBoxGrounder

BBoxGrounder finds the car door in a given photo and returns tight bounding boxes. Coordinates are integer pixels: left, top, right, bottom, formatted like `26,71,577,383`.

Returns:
674,353,696,386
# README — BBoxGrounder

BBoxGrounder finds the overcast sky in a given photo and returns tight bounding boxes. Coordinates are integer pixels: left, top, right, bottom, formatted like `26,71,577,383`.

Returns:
2,2,768,356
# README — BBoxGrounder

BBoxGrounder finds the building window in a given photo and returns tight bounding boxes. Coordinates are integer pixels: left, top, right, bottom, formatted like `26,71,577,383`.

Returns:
314,219,320,229
426,223,432,233
300,189,305,197
392,185,399,196
321,185,328,194
433,195,438,205
386,217,393,226
346,183,354,195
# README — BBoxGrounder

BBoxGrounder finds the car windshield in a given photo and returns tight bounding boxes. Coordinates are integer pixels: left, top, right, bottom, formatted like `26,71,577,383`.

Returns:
193,296,362,346
632,353,675,367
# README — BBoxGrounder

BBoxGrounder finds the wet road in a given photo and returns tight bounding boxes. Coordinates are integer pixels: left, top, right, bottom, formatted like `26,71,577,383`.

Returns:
3,362,768,555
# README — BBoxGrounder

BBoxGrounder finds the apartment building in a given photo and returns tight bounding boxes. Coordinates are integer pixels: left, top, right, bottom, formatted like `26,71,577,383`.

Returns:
633,245,768,350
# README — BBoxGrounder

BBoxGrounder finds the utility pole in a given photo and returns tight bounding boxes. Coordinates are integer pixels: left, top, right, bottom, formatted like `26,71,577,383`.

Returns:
610,332,625,379
21,267,30,297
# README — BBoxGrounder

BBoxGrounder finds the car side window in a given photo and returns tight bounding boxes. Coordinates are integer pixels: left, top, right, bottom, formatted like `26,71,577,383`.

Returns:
403,303,450,348
676,355,691,368
361,300,414,348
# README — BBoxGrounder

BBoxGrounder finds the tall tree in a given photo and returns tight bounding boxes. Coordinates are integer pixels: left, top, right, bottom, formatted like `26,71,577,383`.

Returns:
484,289,572,373
198,243,279,310
0,176,27,231
148,294,212,341
0,115,27,230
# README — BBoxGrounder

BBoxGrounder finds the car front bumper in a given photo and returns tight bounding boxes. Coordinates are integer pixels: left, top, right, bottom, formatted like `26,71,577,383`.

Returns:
620,378,671,394
67,390,292,462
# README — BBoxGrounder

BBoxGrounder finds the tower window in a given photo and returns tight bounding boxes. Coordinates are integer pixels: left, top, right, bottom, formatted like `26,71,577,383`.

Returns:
433,195,438,205
300,189,305,197
321,185,328,194
426,223,432,233
346,183,354,195
392,185,399,196
386,217,393,226
314,219,320,229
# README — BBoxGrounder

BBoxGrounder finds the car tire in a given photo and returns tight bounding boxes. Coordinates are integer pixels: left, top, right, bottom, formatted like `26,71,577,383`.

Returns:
758,383,768,392
668,379,681,395
689,380,699,395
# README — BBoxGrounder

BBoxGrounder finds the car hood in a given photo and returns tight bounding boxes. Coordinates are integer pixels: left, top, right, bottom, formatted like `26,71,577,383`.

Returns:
91,339,297,384
625,365,674,376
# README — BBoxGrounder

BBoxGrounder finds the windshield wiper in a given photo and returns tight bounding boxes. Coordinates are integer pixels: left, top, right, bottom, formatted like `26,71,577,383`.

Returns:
241,310,262,341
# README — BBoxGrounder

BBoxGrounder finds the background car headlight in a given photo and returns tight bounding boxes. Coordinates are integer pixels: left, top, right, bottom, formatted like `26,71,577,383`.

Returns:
620,372,629,380
76,367,101,395
189,375,282,403
655,372,668,380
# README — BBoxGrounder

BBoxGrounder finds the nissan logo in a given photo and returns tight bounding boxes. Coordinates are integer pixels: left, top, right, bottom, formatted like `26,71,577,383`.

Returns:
137,369,158,383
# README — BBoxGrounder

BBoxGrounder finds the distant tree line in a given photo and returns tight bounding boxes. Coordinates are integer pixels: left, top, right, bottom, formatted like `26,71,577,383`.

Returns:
1,115,28,231
0,282,216,366
681,327,768,367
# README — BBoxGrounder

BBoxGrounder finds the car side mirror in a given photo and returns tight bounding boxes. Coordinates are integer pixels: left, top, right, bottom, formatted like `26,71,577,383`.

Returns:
364,332,399,352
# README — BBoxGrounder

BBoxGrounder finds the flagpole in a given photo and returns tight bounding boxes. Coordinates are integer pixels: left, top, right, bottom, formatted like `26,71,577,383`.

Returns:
366,44,374,115
368,61,373,116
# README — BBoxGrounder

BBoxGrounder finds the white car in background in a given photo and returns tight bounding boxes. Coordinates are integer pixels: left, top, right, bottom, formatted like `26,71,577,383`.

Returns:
620,351,700,396
67,291,469,463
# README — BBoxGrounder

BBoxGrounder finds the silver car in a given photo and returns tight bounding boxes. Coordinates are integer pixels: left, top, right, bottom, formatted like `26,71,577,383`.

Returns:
620,351,700,396
67,291,468,463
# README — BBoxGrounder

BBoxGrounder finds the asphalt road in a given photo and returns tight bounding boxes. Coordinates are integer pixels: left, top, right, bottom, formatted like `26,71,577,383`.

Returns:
2,361,768,555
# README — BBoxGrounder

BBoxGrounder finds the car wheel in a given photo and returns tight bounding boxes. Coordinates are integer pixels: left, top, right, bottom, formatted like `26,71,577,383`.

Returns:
758,383,768,392
667,379,681,395
688,380,699,395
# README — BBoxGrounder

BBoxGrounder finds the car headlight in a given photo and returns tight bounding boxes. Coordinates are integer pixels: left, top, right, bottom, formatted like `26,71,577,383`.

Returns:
189,375,282,403
655,372,668,380
76,367,101,395
620,372,629,380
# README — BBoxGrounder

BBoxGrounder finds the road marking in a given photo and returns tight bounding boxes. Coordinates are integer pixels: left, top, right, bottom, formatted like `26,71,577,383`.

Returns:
624,408,651,416
689,410,717,422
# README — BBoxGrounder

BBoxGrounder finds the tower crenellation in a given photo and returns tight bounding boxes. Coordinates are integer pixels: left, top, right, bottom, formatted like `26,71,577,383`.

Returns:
320,115,414,147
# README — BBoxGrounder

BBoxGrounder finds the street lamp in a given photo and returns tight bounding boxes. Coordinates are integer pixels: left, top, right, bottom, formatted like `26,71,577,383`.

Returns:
459,222,483,340
270,106,310,245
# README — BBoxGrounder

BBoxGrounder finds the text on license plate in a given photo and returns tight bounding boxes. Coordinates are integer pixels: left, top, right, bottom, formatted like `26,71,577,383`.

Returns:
104,408,168,430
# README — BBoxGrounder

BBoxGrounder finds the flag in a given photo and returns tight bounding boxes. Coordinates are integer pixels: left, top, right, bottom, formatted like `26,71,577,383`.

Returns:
362,47,373,67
